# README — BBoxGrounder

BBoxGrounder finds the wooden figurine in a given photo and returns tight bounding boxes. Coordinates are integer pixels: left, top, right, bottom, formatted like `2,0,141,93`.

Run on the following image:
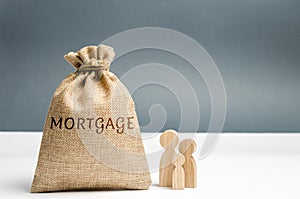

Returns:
172,154,185,190
159,129,179,187
179,139,197,188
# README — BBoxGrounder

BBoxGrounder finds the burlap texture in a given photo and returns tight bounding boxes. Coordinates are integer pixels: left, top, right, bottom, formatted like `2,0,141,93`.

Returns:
31,45,151,193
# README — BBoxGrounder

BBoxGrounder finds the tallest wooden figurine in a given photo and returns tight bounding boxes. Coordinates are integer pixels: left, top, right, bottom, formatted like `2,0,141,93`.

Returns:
159,130,179,187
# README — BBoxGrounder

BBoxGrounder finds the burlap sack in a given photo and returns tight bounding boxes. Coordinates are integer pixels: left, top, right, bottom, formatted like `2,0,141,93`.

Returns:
31,45,151,192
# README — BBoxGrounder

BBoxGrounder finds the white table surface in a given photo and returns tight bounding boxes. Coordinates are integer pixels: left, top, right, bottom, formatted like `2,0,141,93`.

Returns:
0,132,300,199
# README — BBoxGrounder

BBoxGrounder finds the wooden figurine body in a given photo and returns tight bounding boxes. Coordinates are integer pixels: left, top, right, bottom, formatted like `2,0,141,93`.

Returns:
159,130,179,187
172,154,185,190
179,139,197,188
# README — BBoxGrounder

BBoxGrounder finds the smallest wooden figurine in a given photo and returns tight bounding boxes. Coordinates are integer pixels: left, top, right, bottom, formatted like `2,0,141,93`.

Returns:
172,154,185,190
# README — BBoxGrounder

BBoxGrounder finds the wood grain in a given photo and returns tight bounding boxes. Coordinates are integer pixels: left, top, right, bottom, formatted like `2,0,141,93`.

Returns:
179,139,197,188
172,154,185,190
159,130,179,187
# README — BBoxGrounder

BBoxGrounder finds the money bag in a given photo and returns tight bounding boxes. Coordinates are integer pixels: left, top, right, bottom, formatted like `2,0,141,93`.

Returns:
31,45,152,192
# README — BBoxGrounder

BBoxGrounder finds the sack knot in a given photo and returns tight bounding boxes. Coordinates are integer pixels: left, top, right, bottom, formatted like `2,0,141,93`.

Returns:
64,45,115,71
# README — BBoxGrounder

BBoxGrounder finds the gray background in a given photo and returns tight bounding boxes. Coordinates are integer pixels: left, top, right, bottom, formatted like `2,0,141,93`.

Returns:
0,0,299,132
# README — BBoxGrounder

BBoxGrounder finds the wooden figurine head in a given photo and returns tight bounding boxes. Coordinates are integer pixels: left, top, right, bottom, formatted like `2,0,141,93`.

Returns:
160,129,179,149
179,139,196,155
173,154,185,167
